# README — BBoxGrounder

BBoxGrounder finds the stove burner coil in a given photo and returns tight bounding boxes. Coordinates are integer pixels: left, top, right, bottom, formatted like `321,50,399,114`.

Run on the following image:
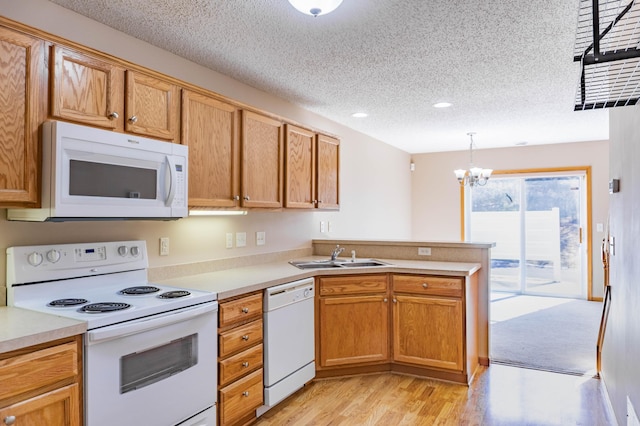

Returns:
79,302,131,313
119,286,160,295
48,298,89,307
159,290,191,299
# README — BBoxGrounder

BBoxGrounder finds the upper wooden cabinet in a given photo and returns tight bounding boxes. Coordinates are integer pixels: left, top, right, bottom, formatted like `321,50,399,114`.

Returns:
0,26,44,206
50,45,124,131
284,126,340,210
240,111,284,208
125,70,180,141
284,124,315,209
182,90,240,208
50,46,180,142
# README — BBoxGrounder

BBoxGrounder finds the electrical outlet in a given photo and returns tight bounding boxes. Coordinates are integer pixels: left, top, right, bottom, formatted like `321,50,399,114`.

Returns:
225,233,233,249
320,221,326,233
160,237,170,256
256,231,266,246
418,247,432,256
327,221,332,233
236,232,247,247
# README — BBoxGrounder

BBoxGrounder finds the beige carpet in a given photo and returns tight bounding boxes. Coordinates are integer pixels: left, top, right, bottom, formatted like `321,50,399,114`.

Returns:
490,293,603,375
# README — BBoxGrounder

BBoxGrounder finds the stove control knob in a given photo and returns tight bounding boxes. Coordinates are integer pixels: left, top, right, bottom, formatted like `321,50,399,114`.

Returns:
117,246,129,257
27,252,43,267
46,249,61,263
130,246,140,257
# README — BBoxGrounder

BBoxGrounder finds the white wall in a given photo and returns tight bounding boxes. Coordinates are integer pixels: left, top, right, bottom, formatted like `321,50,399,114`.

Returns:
411,141,610,298
0,0,412,290
603,104,640,425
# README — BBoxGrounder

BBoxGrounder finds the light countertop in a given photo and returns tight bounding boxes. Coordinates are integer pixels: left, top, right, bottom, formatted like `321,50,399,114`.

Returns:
1,257,480,354
156,257,481,300
0,307,86,354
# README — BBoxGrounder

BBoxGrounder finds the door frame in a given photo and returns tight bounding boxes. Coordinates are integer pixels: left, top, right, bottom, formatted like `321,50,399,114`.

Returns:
461,166,594,300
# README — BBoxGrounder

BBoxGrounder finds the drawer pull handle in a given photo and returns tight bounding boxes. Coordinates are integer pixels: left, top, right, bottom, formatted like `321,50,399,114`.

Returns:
242,391,250,397
242,335,250,341
242,362,249,367
422,283,428,288
4,416,16,425
242,307,249,313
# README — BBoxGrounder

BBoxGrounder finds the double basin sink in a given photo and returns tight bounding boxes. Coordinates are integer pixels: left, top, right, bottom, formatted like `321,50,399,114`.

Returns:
290,259,391,270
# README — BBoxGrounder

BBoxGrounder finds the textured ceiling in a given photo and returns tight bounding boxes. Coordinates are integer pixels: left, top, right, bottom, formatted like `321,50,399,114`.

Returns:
47,0,609,153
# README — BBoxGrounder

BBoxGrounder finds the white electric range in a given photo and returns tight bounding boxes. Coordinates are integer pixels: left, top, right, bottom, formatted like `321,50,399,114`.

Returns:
6,240,218,426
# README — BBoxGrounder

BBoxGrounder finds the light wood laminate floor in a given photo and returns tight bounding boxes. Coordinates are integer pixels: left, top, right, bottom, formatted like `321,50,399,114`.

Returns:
255,365,615,425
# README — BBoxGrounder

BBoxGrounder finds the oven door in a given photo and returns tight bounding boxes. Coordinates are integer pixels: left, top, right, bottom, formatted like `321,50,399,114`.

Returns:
85,303,217,426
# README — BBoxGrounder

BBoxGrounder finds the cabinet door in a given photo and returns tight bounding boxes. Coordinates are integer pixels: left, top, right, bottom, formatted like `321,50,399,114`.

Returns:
0,384,80,426
182,90,239,207
393,294,464,371
240,111,283,208
0,27,44,206
319,295,389,367
50,46,124,130
284,124,315,209
316,134,339,210
125,70,180,141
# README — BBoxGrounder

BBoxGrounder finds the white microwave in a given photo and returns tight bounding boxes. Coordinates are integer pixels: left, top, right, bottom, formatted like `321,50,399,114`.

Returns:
8,121,188,221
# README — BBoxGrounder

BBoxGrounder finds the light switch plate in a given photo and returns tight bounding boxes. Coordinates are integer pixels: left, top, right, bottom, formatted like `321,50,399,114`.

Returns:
225,233,233,249
236,232,247,247
160,237,170,256
256,231,266,246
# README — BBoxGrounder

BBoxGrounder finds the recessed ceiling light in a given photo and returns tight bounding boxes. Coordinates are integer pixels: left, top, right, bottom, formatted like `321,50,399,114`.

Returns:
351,112,368,118
433,102,452,108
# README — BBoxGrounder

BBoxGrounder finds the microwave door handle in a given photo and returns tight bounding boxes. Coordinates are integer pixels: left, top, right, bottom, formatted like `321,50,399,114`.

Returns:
165,155,177,206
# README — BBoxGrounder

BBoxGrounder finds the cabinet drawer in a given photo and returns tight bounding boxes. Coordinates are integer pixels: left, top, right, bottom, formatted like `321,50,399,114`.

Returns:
392,275,463,298
0,342,78,402
219,369,263,426
219,293,263,327
219,320,263,358
319,274,388,296
219,343,263,387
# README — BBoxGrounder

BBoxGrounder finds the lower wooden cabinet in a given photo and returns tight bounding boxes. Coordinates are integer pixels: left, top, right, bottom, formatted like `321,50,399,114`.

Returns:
0,384,80,426
0,336,82,426
218,292,264,426
316,273,479,384
392,294,463,371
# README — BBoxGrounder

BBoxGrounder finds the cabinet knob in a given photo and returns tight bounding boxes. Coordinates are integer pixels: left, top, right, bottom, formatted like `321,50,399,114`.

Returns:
4,416,16,426
128,115,138,124
242,391,250,397
242,335,250,341
383,298,388,303
242,362,249,368
233,195,240,201
422,283,428,288
393,298,397,303
243,196,250,201
108,111,119,120
241,307,249,314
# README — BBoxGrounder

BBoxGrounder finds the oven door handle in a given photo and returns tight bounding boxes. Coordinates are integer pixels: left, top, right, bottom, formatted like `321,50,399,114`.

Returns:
86,302,218,345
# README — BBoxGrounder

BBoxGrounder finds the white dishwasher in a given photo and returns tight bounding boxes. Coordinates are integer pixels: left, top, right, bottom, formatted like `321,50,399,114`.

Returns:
257,277,315,416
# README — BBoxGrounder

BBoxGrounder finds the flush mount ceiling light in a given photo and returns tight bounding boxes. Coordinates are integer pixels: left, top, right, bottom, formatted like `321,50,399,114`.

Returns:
351,112,368,118
433,102,452,108
454,132,493,187
288,0,344,17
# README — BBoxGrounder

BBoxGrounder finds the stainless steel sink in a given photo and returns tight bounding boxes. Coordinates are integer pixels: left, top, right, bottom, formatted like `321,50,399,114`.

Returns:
289,259,390,270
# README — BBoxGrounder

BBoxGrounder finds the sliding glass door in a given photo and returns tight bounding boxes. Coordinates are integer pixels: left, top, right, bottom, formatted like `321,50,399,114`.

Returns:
469,172,587,298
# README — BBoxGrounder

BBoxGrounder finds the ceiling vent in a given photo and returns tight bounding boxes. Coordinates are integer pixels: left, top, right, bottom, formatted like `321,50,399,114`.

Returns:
574,0,640,110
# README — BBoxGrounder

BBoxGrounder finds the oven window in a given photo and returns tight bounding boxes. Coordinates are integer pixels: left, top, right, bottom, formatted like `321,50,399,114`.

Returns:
69,160,157,199
120,333,198,394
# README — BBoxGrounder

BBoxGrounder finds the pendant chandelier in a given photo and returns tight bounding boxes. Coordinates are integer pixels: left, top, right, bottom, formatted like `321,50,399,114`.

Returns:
454,132,493,187
288,0,344,17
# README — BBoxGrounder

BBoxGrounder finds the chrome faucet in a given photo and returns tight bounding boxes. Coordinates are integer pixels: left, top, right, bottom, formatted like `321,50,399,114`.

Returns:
330,244,345,261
